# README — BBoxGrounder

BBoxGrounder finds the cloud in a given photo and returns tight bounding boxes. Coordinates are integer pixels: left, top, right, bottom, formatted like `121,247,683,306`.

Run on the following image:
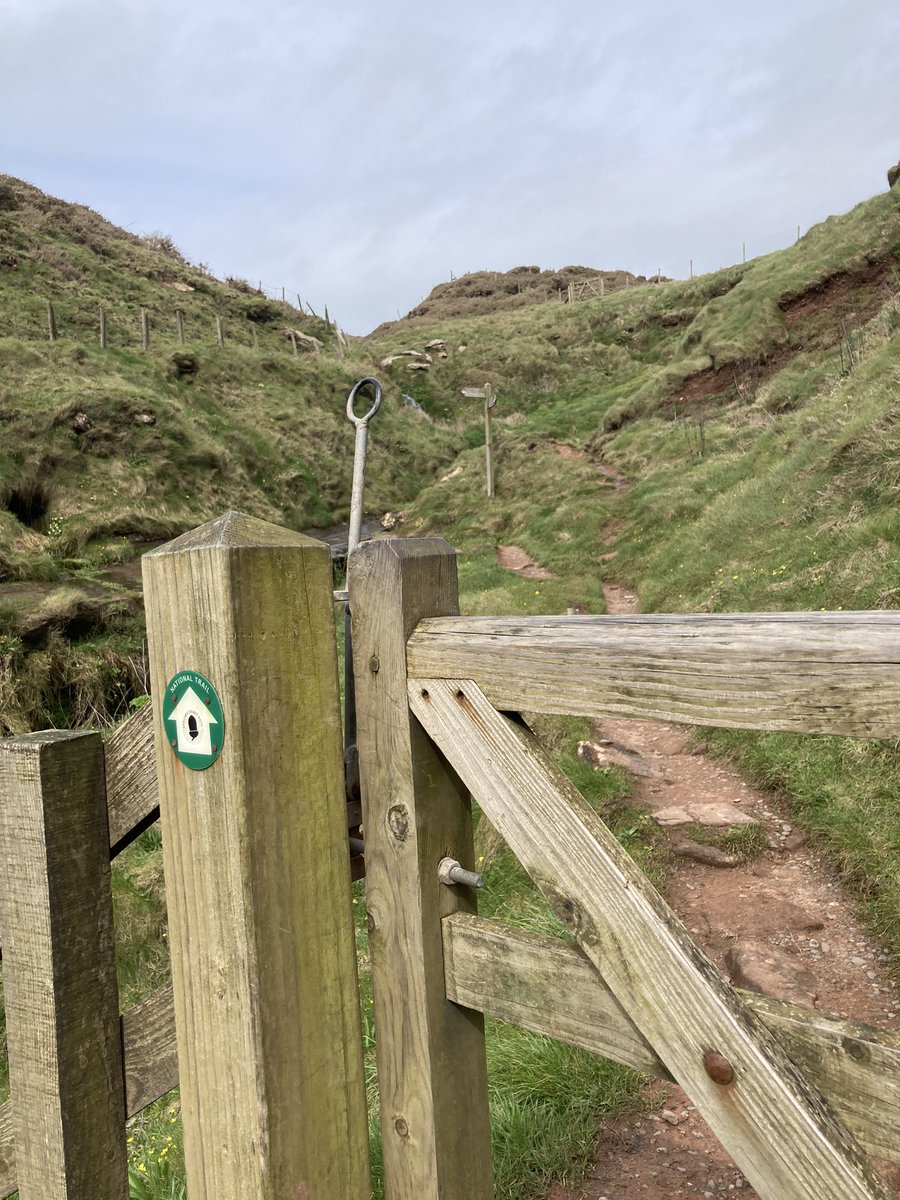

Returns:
2,0,899,330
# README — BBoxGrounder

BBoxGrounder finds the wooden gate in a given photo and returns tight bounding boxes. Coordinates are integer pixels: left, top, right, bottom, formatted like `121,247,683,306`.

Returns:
350,536,900,1200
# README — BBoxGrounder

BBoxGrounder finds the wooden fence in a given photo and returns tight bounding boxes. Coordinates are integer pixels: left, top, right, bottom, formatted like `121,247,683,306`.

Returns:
0,514,367,1199
0,521,898,1198
350,538,900,1200
9,297,349,357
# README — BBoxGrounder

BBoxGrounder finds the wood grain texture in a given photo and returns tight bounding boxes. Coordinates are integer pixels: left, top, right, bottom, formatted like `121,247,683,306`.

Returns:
0,983,179,1200
103,700,364,861
143,511,370,1200
443,913,900,1164
349,538,493,1200
122,982,178,1117
407,612,900,737
104,701,159,856
410,679,893,1200
0,1101,15,1199
0,731,128,1199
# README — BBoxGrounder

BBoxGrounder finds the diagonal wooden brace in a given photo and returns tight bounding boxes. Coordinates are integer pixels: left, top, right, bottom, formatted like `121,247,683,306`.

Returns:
408,677,894,1200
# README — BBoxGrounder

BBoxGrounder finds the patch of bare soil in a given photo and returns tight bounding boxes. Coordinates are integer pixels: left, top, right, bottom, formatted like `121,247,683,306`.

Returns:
780,259,894,329
549,580,900,1200
496,544,556,580
665,259,899,412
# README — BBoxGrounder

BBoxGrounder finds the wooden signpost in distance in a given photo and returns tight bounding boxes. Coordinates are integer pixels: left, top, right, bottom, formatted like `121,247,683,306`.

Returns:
460,383,497,496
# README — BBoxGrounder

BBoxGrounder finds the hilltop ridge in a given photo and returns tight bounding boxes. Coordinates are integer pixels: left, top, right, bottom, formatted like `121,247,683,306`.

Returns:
371,263,655,335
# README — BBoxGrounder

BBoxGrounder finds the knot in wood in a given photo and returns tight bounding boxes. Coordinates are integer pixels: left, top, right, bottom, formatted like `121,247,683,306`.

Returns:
394,1117,409,1138
368,655,380,674
703,1050,735,1085
388,804,409,842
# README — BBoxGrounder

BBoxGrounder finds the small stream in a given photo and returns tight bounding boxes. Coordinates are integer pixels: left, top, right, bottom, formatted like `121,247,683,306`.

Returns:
302,515,384,560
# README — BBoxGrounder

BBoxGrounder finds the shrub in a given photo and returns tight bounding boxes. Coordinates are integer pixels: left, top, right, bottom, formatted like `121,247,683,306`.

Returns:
141,232,188,264
245,299,281,324
0,181,18,212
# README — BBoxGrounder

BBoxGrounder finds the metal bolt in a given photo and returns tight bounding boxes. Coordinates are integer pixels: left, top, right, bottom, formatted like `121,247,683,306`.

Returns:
438,856,484,889
703,1050,735,1085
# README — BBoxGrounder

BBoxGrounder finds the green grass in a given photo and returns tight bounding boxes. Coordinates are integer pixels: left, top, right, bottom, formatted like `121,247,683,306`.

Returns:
4,175,900,1197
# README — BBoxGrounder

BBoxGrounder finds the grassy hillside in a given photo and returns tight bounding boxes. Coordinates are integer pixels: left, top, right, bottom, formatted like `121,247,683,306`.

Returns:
2,177,899,1200
373,183,900,970
0,176,464,732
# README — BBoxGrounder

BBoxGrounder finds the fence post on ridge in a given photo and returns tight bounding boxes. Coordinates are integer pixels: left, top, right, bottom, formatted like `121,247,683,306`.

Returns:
350,537,494,1200
142,512,371,1200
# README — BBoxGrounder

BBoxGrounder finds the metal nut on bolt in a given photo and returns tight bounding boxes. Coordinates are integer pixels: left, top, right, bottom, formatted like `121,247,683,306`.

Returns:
438,856,485,889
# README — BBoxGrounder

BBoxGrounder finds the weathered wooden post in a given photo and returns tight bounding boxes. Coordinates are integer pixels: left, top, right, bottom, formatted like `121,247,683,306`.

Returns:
350,538,494,1200
141,307,150,350
0,731,127,1198
46,301,58,342
99,305,108,348
142,512,370,1200
215,314,225,346
460,384,497,497
176,309,185,344
484,382,495,497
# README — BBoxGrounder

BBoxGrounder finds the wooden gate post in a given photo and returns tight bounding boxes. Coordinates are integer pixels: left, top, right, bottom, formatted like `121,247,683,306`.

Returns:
0,731,127,1199
142,511,370,1200
350,537,493,1200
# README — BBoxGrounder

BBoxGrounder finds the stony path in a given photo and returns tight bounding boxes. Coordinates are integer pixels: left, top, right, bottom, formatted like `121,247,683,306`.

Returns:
548,581,900,1200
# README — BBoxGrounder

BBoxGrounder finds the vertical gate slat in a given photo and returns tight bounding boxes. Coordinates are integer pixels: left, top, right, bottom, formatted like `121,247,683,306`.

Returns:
350,537,494,1200
0,731,127,1199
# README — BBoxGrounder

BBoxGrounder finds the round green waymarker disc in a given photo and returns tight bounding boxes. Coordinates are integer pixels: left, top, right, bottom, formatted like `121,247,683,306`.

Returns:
162,670,225,770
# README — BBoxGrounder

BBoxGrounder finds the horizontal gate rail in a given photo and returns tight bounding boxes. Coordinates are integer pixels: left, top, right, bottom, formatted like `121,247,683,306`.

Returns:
407,611,900,737
443,913,900,1165
409,676,895,1200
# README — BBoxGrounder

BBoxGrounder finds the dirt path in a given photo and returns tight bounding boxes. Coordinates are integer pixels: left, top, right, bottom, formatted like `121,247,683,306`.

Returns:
549,580,900,1199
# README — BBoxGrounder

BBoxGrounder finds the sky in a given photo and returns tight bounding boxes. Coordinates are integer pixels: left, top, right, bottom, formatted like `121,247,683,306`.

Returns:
2,0,900,334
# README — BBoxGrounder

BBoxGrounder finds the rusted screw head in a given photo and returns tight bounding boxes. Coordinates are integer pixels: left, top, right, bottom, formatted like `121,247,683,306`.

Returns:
703,1050,735,1085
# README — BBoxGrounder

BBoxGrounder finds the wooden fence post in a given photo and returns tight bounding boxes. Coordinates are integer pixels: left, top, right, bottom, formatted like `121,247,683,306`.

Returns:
350,537,494,1200
484,383,495,498
176,309,185,344
99,305,107,348
0,731,127,1198
46,301,57,342
142,512,370,1200
140,307,150,350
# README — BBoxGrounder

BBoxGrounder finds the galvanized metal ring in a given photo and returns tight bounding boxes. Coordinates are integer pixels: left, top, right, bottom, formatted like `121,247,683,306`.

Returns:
346,377,382,427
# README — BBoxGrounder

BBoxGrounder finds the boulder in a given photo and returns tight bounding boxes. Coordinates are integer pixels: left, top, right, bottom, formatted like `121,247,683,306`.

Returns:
889,161,900,189
725,941,819,1007
286,328,323,353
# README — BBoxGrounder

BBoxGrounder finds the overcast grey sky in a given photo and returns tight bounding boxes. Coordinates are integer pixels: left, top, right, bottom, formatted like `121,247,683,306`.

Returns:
3,1,899,332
